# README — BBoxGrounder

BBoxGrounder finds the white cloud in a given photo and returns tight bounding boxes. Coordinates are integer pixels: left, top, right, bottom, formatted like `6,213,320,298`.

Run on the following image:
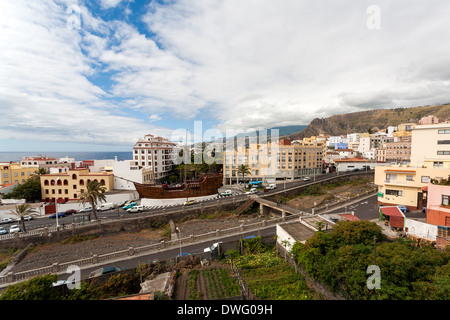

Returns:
99,0,123,10
3,0,450,150
140,0,450,131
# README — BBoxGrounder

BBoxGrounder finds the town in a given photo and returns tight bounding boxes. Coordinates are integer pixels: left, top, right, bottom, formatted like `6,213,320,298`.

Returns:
0,113,448,301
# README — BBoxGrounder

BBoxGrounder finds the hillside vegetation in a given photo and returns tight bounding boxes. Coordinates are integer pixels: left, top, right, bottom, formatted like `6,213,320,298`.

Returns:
289,104,450,140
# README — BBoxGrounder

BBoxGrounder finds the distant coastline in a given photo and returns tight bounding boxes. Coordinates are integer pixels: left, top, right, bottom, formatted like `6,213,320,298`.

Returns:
0,151,133,163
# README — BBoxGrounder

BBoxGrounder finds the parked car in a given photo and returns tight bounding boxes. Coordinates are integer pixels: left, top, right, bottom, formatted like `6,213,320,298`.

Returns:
88,266,126,278
183,199,197,206
79,206,92,213
0,218,13,224
0,227,8,235
127,205,144,213
49,212,66,219
9,225,21,233
64,209,77,215
204,242,222,253
303,177,311,181
123,202,137,210
245,188,258,194
265,184,277,190
17,215,34,221
219,190,232,197
397,205,408,213
177,252,192,257
97,203,114,211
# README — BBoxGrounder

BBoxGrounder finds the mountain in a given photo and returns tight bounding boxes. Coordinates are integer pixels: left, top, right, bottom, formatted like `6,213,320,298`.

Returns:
287,104,450,140
231,125,307,140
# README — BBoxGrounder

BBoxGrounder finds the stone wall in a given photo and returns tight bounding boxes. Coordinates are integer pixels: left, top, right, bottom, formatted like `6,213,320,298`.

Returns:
0,199,247,250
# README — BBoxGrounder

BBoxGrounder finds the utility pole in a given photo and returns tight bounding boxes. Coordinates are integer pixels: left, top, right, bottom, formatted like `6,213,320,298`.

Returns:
373,235,377,265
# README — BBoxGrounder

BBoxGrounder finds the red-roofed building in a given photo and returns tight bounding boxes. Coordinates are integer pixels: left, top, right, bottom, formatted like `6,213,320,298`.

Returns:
379,206,405,230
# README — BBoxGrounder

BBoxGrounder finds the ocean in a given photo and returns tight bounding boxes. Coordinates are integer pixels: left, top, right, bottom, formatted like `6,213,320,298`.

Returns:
0,151,133,163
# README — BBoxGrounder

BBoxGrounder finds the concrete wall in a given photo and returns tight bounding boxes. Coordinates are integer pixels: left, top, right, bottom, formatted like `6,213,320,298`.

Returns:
405,218,437,240
0,198,248,250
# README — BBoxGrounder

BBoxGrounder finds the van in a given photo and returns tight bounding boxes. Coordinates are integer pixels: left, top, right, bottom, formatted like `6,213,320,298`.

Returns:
127,205,144,213
266,184,277,190
97,203,114,211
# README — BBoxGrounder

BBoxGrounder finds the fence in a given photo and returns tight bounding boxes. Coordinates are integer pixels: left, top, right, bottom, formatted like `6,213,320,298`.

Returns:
0,210,309,286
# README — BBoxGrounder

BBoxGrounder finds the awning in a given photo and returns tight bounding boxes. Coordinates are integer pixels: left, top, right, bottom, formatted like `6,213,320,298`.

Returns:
380,206,405,217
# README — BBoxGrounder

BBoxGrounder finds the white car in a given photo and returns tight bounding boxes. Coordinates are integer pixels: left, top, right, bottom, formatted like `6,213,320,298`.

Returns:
79,207,92,213
127,205,144,213
245,188,258,194
303,177,311,181
19,215,33,221
0,218,13,225
204,242,222,252
9,225,21,233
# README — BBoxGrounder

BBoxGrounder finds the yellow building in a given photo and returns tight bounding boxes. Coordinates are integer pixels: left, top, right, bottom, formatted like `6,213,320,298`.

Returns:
375,165,450,210
0,163,37,185
40,168,114,202
223,139,323,184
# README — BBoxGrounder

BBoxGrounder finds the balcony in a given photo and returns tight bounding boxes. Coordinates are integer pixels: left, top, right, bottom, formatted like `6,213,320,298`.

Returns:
384,179,415,186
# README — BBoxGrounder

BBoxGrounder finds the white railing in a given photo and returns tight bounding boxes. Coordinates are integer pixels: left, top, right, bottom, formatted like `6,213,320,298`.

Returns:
0,211,306,285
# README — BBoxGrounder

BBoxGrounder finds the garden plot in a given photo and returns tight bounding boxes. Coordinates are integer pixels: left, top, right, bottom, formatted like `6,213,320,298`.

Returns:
173,264,241,300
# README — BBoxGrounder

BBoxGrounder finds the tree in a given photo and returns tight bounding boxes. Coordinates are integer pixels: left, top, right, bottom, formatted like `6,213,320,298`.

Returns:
30,168,49,181
0,274,61,300
3,178,42,202
78,180,106,221
10,203,34,232
237,164,251,183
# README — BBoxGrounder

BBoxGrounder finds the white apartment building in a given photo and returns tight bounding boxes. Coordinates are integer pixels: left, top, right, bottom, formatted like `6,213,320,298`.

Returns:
93,158,153,190
410,122,450,168
132,134,176,183
327,136,348,149
358,136,372,154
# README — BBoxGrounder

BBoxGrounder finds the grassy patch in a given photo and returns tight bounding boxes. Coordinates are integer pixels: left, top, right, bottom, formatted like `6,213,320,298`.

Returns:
61,235,98,244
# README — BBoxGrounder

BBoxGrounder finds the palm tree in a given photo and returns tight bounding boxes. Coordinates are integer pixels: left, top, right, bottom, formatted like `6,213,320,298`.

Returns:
78,180,106,221
30,168,49,181
237,164,251,184
10,203,34,232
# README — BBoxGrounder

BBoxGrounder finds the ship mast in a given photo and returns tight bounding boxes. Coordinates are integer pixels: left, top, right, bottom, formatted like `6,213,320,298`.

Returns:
184,128,188,184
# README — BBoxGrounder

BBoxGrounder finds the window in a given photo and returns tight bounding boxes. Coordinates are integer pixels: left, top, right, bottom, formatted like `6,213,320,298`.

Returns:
406,175,414,181
386,174,397,181
438,140,450,144
386,189,403,196
437,151,450,155
438,129,450,134
442,195,450,206
434,162,444,168
421,176,430,183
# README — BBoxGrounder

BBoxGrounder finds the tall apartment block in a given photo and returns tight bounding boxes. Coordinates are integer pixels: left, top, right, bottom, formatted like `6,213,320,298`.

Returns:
223,138,323,185
132,134,176,183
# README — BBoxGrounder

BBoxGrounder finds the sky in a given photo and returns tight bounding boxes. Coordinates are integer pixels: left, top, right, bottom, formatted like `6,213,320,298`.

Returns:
1,0,450,151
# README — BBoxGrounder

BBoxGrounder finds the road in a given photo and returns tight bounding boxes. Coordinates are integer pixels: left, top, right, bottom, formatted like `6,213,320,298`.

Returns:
2,171,372,232
57,226,276,282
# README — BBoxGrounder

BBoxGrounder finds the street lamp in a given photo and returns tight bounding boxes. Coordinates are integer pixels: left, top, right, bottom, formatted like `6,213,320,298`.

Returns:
176,227,182,256
54,177,60,228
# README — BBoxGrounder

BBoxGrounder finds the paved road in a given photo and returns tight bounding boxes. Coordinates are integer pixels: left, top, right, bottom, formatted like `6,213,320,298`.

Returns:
57,226,276,282
3,171,372,232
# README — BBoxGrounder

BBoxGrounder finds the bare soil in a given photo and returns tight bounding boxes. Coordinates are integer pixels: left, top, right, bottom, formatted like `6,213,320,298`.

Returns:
8,212,262,273
286,182,375,211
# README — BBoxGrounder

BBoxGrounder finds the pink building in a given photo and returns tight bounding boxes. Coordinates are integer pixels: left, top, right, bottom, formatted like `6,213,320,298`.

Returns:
424,183,450,227
419,115,439,125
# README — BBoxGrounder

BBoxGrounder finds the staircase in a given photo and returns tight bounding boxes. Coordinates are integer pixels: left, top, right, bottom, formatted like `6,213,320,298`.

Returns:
235,198,256,215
